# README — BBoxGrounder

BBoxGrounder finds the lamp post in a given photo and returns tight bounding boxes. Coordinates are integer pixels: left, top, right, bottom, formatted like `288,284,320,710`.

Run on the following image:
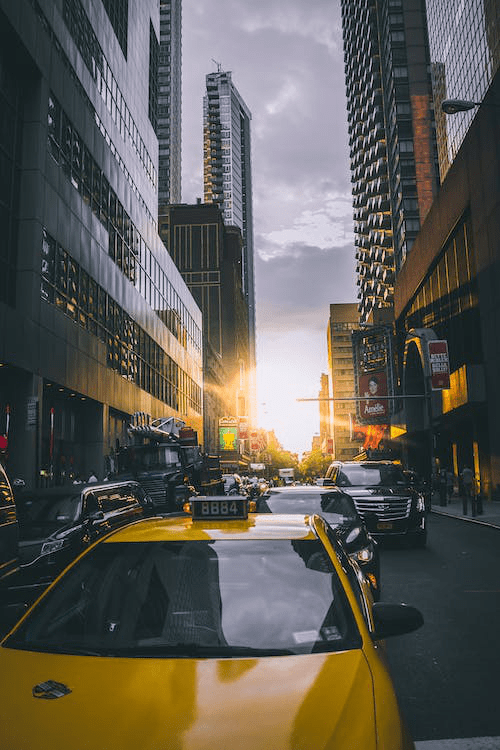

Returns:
441,98,480,114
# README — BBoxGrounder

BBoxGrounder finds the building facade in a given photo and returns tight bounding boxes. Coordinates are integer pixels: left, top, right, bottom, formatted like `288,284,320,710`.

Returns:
341,0,438,321
159,203,251,454
318,373,333,456
0,0,202,486
427,0,500,182
157,0,182,207
203,70,256,421
327,303,361,460
393,2,500,494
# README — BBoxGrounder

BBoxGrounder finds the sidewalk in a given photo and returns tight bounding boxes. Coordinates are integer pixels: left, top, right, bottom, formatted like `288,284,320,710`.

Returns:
431,494,500,529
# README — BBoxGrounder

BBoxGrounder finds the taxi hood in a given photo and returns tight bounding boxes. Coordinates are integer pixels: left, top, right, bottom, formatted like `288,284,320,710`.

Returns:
0,648,382,750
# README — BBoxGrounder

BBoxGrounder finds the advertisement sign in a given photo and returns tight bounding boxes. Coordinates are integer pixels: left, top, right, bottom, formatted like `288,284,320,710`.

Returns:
238,417,249,440
358,370,388,421
249,431,260,452
428,340,450,390
219,426,238,451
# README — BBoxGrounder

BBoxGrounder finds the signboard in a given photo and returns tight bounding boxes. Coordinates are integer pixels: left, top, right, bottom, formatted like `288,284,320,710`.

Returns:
238,417,249,440
428,340,450,390
219,426,238,451
358,370,388,421
26,397,38,429
352,326,394,424
249,430,260,452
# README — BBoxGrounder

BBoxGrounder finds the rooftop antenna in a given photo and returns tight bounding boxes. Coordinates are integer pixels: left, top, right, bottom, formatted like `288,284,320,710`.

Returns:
211,59,222,73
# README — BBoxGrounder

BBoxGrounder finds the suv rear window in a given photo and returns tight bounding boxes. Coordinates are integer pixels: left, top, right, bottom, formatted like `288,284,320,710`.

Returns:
335,464,407,487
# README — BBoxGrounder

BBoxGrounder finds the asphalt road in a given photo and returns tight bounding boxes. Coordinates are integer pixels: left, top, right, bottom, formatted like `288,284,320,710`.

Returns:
380,513,500,746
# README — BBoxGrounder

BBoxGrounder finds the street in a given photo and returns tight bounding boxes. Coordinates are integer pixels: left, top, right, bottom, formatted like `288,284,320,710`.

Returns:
380,513,500,748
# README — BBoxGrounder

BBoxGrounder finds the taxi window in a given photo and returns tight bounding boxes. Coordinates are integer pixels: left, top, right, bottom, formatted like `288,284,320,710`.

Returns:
6,539,362,658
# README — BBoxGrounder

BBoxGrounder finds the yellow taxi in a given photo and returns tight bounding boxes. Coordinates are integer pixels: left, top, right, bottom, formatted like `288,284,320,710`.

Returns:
0,496,422,749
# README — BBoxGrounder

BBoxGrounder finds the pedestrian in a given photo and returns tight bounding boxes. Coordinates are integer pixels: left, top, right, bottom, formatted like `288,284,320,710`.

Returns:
446,469,454,502
460,465,473,515
438,471,447,506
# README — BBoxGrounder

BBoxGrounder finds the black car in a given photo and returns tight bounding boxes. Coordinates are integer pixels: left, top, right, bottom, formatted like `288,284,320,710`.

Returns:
324,460,427,547
11,480,153,603
256,485,381,600
0,463,18,586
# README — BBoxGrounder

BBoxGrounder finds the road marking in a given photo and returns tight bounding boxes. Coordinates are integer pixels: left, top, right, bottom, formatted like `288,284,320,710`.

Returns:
415,738,500,749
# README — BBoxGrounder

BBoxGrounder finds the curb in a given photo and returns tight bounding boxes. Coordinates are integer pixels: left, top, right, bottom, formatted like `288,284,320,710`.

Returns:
431,507,500,530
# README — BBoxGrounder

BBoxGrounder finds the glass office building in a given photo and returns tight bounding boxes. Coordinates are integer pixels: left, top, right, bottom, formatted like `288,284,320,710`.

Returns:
203,70,256,422
426,0,500,181
158,0,182,206
0,0,202,486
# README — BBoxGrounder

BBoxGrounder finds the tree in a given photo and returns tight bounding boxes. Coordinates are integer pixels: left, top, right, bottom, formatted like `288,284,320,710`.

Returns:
298,450,332,482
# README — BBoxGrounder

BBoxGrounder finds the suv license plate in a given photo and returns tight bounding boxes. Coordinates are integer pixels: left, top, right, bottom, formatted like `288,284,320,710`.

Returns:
377,522,393,530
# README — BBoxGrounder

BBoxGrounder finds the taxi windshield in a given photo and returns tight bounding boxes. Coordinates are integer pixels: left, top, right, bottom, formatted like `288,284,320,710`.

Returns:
5,539,361,658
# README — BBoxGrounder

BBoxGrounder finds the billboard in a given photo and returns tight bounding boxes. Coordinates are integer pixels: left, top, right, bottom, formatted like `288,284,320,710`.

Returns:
428,340,450,390
358,370,388,421
219,426,238,451
218,416,239,452
352,326,394,424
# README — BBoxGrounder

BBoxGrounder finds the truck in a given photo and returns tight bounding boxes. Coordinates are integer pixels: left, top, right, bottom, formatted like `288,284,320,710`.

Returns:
278,468,295,485
110,414,224,512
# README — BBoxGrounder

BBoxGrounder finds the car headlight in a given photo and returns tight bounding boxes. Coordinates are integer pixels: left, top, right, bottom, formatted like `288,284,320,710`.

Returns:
416,495,426,512
41,539,66,556
345,526,362,545
349,545,374,563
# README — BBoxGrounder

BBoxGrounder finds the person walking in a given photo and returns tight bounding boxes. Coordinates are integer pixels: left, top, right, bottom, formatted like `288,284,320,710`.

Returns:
460,465,473,515
446,469,454,502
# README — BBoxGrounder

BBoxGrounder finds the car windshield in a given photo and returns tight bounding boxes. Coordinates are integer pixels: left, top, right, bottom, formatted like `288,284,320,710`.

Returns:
5,539,361,658
336,464,407,487
128,446,182,471
15,493,82,527
258,491,358,526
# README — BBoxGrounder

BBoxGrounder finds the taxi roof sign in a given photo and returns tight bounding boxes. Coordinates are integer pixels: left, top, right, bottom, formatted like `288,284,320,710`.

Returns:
190,495,248,520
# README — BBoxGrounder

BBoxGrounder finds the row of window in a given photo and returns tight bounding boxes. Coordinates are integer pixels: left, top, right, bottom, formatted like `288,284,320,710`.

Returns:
404,212,481,370
41,229,202,416
0,53,21,309
47,93,201,354
62,0,157,190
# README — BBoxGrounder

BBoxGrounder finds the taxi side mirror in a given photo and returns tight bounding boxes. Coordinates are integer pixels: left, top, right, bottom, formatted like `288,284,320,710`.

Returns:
371,602,423,640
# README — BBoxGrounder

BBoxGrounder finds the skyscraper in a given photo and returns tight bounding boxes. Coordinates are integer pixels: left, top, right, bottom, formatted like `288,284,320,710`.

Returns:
158,0,182,207
341,0,438,322
203,69,256,421
0,0,202,484
426,0,500,181
327,304,361,460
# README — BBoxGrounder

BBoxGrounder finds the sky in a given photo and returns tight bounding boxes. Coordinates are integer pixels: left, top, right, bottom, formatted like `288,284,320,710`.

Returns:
181,0,358,456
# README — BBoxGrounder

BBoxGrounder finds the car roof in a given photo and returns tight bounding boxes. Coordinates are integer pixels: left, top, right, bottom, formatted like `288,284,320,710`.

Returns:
101,513,319,543
15,480,142,499
333,460,399,467
267,485,342,492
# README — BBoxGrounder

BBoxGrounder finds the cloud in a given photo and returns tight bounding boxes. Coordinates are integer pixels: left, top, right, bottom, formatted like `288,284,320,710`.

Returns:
182,0,354,454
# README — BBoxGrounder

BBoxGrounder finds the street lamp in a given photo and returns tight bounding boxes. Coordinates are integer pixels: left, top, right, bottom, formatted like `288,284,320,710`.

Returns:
441,98,480,114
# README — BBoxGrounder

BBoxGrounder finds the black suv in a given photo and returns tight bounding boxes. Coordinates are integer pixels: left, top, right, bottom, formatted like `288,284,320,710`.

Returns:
324,460,427,547
12,481,153,602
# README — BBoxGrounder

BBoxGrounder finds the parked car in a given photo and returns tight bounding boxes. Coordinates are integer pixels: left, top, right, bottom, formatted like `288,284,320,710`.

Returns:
256,484,381,600
0,462,18,585
324,460,427,547
11,480,153,602
0,497,423,750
